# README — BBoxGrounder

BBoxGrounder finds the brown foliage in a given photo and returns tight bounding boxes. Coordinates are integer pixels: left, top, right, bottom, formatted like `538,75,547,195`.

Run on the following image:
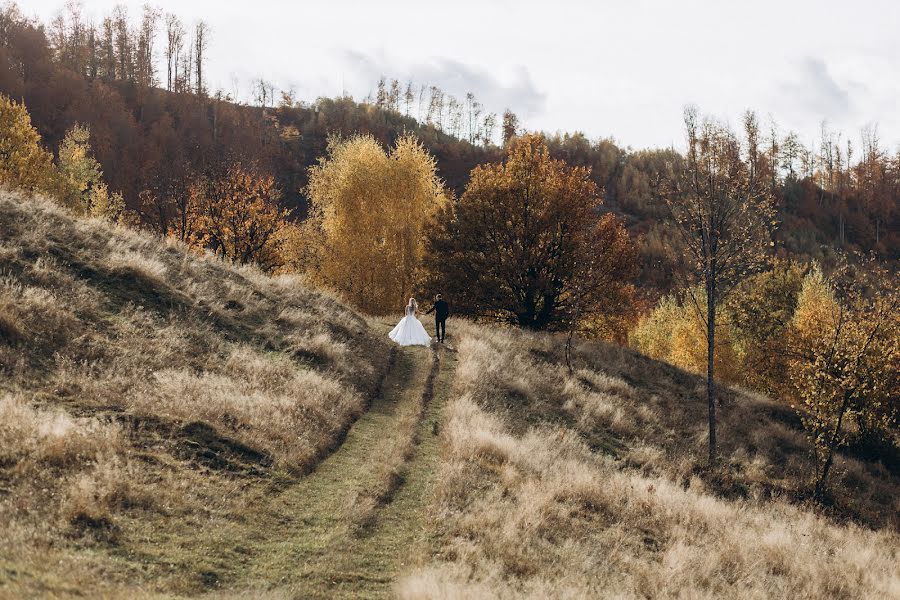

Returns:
184,163,288,269
422,133,637,331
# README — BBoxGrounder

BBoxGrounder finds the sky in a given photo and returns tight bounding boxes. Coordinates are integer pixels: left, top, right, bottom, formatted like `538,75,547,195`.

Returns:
24,0,900,151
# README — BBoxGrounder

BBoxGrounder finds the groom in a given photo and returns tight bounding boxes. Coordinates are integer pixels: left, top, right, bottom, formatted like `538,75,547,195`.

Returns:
425,294,449,343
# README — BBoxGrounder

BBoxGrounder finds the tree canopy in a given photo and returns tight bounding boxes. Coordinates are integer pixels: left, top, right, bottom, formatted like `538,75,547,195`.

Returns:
421,133,636,331
304,134,447,314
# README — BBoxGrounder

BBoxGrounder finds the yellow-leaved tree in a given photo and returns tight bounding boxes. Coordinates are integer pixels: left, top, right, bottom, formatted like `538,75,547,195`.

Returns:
725,261,806,396
788,263,899,498
0,95,56,194
305,134,446,314
630,290,740,383
57,124,130,223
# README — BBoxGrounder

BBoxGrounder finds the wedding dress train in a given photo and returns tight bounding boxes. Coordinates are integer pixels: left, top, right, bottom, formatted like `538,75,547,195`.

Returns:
389,303,432,347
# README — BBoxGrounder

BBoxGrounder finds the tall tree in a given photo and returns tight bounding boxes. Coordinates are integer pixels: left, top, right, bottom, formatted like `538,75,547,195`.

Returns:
193,20,208,95
502,109,519,147
403,81,414,116
665,107,775,463
135,5,160,87
422,133,636,330
112,5,131,81
375,77,387,108
305,134,446,313
164,13,183,91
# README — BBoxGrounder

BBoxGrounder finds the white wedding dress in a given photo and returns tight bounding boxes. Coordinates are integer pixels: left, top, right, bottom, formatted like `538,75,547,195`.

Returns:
389,305,432,347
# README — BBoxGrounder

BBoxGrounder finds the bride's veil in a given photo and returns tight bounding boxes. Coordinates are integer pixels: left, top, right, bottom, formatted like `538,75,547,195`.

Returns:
406,297,417,316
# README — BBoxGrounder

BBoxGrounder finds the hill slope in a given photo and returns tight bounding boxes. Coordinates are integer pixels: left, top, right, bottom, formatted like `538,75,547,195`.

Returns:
399,322,899,599
1,192,897,599
0,191,399,595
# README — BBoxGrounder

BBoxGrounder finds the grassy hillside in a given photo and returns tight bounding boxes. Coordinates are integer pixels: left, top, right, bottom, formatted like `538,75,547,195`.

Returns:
399,322,899,599
1,191,897,598
0,190,393,596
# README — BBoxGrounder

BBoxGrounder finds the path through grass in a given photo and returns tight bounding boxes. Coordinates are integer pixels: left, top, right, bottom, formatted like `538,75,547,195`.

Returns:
232,319,457,598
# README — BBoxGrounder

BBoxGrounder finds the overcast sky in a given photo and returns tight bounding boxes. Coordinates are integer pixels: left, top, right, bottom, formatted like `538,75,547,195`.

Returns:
25,0,900,151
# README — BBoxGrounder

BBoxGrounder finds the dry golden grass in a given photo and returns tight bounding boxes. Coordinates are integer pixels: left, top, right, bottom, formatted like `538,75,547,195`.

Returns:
398,321,900,599
0,191,391,595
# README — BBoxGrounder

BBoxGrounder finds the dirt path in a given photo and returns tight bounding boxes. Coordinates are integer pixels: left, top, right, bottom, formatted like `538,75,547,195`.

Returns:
238,320,457,598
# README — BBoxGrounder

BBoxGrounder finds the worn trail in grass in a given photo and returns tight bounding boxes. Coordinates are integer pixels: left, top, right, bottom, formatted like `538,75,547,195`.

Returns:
237,319,457,598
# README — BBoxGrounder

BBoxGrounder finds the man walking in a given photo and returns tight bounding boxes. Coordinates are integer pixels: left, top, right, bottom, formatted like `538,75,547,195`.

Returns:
425,294,449,343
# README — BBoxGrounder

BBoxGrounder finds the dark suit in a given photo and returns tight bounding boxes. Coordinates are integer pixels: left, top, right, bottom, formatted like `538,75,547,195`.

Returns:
426,299,450,342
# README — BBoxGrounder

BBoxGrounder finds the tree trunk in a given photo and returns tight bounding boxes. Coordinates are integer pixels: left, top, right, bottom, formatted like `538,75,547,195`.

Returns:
815,391,851,498
565,326,575,374
706,277,717,464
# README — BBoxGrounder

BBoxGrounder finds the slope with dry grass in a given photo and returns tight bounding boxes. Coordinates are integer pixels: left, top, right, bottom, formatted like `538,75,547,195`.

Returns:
4,189,898,599
0,190,393,596
399,322,899,599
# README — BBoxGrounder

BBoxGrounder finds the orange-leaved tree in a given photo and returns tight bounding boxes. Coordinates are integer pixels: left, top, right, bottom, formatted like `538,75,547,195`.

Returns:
422,133,636,331
184,163,288,269
304,134,447,314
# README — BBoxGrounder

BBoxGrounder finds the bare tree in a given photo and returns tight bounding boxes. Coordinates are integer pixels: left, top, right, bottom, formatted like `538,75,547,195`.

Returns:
388,78,400,112
136,5,160,87
426,85,442,127
819,121,835,204
100,16,115,80
417,83,427,121
502,109,519,146
194,20,209,95
465,92,482,144
112,5,131,81
253,78,275,108
665,107,776,463
179,34,193,93
375,76,387,107
164,13,184,91
404,81,414,117
482,112,497,146
780,131,801,180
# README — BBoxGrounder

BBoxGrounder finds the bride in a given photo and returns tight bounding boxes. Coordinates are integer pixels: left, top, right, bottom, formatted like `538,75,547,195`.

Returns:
389,298,432,347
